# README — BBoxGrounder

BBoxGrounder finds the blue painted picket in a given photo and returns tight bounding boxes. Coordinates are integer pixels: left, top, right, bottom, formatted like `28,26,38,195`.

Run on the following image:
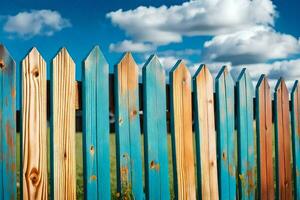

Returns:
83,46,110,200
114,52,143,199
142,55,170,200
236,69,255,200
291,80,300,200
0,44,16,200
215,66,236,200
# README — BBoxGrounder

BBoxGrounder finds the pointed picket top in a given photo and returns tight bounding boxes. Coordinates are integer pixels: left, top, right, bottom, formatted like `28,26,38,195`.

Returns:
236,68,254,95
292,80,299,96
193,64,213,83
216,65,234,85
256,74,270,91
275,77,288,94
0,44,15,71
84,45,108,69
143,54,163,71
53,47,75,66
170,59,188,74
23,47,45,72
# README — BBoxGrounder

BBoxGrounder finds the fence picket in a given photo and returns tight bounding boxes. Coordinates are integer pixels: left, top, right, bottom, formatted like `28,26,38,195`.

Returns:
274,78,293,199
21,48,48,199
51,48,76,199
170,60,196,200
215,66,236,200
83,46,110,200
143,55,170,200
255,75,275,199
291,80,300,200
193,64,219,200
236,69,255,199
114,52,143,199
0,44,16,199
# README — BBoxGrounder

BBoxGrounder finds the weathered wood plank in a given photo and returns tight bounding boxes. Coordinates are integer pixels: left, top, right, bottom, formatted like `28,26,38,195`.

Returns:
51,48,76,199
83,46,110,200
21,48,48,199
193,64,219,200
170,60,196,200
255,75,274,199
0,44,17,199
143,55,170,200
291,80,300,200
274,78,292,200
236,69,255,200
215,66,236,200
114,52,143,199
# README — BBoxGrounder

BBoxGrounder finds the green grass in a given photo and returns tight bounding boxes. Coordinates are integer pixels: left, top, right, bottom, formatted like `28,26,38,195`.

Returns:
16,133,174,199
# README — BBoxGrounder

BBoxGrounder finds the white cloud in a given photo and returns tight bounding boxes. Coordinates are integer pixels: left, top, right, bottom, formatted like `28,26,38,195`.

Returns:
4,10,71,38
106,0,276,45
109,40,155,52
203,26,300,65
231,59,300,90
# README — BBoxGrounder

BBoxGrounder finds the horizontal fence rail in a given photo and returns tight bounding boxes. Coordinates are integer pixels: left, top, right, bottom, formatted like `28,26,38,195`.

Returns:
0,44,300,199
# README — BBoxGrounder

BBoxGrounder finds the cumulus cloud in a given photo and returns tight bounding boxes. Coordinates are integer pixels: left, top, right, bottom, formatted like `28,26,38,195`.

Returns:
203,26,300,65
107,0,275,45
4,10,71,38
230,59,300,90
109,40,155,52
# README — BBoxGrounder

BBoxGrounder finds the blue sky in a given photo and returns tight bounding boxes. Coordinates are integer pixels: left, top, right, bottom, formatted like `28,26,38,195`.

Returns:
1,0,300,101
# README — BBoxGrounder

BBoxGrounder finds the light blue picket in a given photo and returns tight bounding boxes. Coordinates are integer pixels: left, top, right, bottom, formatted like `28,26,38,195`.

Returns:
215,66,236,200
291,80,300,200
83,46,110,200
0,44,17,200
236,69,255,199
142,55,170,200
114,52,143,199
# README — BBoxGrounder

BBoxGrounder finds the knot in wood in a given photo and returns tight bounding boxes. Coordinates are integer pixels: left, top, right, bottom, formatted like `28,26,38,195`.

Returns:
29,168,39,185
32,67,39,78
0,59,5,70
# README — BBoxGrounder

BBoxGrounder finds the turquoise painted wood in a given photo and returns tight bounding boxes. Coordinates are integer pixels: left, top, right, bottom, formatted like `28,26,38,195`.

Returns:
114,52,143,199
215,66,236,200
142,55,170,200
291,80,300,200
83,46,110,200
236,69,255,200
0,44,17,200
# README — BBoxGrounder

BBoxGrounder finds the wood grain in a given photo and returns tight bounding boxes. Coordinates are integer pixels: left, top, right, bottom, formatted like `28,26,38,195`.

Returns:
51,48,76,199
236,69,255,199
193,65,219,200
170,60,196,200
143,55,170,200
215,66,236,200
274,79,292,200
83,46,110,200
255,75,274,200
114,52,143,199
21,48,48,200
0,44,17,199
291,81,300,200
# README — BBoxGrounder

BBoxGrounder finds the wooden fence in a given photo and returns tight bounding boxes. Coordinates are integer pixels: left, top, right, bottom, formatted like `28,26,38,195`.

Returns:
0,44,300,200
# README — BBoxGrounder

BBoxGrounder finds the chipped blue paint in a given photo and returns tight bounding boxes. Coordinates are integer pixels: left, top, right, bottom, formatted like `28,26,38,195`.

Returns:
143,55,170,200
215,66,236,200
0,44,17,200
236,69,255,200
114,52,143,199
